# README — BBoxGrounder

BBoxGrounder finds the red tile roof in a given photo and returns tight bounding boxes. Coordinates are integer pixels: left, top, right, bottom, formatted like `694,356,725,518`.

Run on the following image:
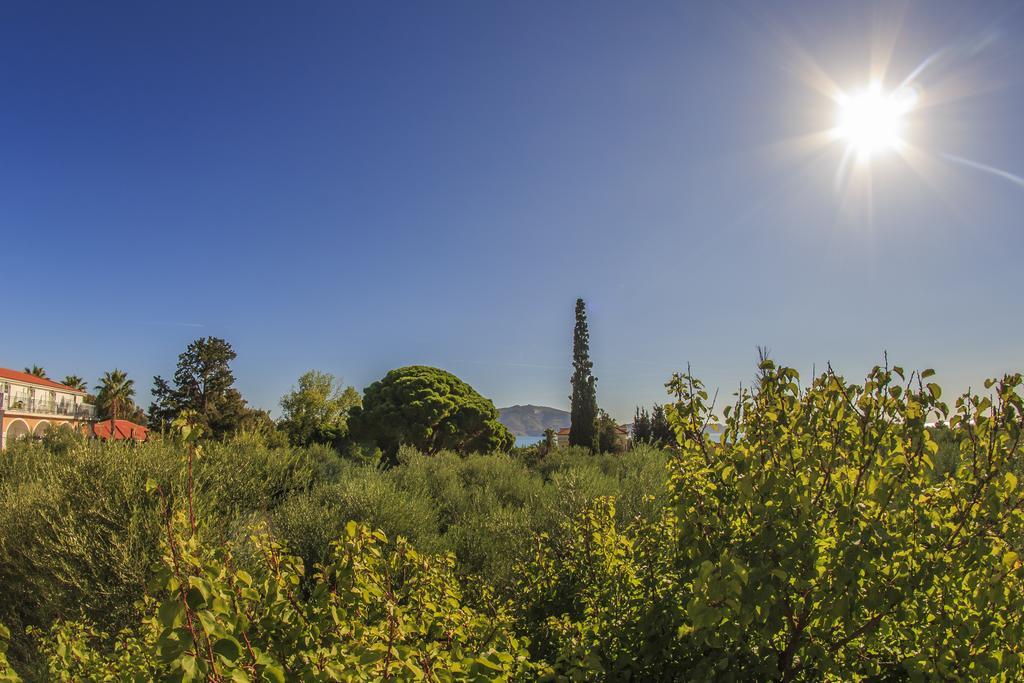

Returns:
0,367,86,393
93,419,149,442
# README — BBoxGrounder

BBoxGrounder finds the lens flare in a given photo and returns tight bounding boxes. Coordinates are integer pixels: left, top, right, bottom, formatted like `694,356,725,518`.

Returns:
833,83,917,160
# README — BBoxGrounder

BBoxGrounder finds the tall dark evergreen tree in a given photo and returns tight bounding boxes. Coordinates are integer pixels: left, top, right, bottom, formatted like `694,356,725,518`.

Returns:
633,406,653,444
148,376,178,433
651,403,672,445
569,298,598,448
148,337,249,438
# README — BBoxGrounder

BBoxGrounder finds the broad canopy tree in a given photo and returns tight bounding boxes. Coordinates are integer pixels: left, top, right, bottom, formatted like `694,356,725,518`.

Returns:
278,370,361,447
595,409,625,453
348,365,513,460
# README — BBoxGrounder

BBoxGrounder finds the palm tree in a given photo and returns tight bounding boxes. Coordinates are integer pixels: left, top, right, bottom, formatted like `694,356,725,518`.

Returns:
96,370,136,429
61,375,87,391
24,365,47,379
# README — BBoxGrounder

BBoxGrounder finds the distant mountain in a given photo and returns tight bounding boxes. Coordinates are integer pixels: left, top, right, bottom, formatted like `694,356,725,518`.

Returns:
498,404,571,436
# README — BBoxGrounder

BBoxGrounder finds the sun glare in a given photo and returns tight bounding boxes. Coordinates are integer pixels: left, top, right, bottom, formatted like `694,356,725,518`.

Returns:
834,83,916,160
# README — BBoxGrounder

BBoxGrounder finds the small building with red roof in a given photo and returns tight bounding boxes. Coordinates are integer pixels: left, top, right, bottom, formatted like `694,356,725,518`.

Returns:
0,367,97,449
92,419,149,442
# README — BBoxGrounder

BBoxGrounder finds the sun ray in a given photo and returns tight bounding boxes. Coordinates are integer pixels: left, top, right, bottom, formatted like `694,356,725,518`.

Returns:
941,153,1024,190
869,0,910,87
893,142,985,231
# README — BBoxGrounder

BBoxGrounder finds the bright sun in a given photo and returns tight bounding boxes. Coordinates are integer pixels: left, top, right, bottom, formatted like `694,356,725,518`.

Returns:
834,83,916,160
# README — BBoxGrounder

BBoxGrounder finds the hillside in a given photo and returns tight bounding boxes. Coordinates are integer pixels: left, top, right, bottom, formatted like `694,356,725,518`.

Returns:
498,404,571,436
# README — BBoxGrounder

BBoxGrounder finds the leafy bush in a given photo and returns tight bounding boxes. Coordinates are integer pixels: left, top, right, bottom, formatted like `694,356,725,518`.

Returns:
34,512,535,681
666,365,1024,679
0,625,18,682
0,437,343,671
515,364,1024,680
0,439,174,669
514,498,685,680
270,473,443,571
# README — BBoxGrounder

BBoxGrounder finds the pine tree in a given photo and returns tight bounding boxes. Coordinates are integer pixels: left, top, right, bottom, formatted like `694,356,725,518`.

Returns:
569,298,598,448
633,406,653,444
651,403,672,445
147,337,250,439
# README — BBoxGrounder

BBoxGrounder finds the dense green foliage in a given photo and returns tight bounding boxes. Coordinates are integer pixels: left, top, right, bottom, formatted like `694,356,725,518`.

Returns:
631,403,672,446
149,337,251,437
59,376,87,392
95,368,146,423
2,361,1022,680
595,410,625,453
0,431,665,677
38,513,533,681
0,625,16,682
348,366,514,460
569,298,598,448
515,364,1024,680
278,370,361,447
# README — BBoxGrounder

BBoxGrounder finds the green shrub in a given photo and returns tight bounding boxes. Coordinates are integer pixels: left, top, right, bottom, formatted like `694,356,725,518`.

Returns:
0,624,19,682
516,364,1024,680
270,474,443,571
514,498,686,679
0,439,174,670
32,513,536,681
0,438,344,671
191,441,337,532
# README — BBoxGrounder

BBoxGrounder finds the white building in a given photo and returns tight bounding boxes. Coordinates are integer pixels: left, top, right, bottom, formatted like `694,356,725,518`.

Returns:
1,368,96,449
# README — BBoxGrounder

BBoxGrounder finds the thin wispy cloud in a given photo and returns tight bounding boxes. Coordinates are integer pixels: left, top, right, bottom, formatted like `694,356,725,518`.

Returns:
146,321,206,328
459,360,565,370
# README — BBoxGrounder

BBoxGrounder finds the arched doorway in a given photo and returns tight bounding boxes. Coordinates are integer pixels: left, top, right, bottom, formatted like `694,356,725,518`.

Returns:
5,419,31,444
33,421,51,438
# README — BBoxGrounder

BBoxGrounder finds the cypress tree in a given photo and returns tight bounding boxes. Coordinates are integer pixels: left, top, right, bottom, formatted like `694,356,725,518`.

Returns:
569,298,598,448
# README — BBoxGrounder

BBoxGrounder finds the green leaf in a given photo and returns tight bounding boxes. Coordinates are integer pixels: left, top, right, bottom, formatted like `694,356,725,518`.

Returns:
157,631,187,663
185,586,206,610
261,663,285,683
158,599,183,629
180,654,198,682
197,610,220,636
213,637,243,663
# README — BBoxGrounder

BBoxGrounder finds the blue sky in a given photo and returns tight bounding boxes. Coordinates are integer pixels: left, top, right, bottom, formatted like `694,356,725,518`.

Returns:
3,1,1023,420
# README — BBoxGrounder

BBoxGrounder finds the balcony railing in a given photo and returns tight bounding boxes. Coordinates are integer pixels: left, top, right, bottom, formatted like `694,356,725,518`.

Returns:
1,394,96,419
